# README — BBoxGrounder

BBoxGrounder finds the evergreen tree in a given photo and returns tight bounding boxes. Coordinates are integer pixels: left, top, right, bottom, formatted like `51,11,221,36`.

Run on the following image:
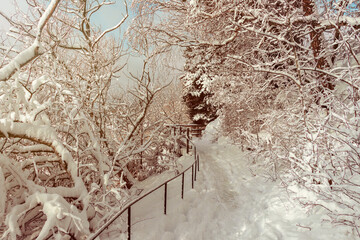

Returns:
181,45,219,125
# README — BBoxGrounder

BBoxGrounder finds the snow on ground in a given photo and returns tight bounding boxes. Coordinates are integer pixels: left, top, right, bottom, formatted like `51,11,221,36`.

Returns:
98,127,357,240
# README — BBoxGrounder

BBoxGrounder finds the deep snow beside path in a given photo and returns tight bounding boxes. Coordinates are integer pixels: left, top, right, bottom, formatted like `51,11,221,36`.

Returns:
193,138,356,240
102,137,357,239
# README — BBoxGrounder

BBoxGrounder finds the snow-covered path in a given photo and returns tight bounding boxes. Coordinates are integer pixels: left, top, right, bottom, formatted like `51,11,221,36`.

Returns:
191,139,356,240
194,139,301,240
103,137,357,240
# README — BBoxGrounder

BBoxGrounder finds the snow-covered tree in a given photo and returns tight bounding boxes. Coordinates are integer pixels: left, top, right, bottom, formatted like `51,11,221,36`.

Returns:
0,0,178,238
181,45,218,125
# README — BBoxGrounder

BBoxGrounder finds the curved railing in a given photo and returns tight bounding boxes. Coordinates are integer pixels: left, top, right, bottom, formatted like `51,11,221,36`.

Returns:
88,125,201,240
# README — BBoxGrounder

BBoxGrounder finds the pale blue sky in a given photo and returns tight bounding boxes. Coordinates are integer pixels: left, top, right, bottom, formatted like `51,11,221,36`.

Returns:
0,0,143,75
0,1,181,86
0,0,131,35
0,0,16,32
91,0,131,33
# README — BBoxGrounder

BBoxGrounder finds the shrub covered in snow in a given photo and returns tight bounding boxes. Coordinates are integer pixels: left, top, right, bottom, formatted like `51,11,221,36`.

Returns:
0,0,189,238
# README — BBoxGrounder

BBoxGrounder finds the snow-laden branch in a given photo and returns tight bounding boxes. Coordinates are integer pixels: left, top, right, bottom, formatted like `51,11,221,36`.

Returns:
0,153,44,194
228,55,301,86
9,144,54,154
36,0,61,39
208,31,238,47
92,0,128,47
235,8,360,30
4,192,89,240
301,67,359,90
322,16,360,29
0,119,87,198
0,0,61,82
0,41,40,82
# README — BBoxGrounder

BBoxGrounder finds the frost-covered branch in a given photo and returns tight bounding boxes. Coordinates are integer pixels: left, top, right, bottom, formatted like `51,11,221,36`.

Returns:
0,0,61,81
0,119,87,196
228,55,301,86
0,41,41,81
92,0,128,47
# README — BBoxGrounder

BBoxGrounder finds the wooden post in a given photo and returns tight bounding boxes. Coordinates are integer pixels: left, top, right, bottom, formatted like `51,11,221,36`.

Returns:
181,172,185,199
164,183,168,215
140,127,143,165
192,165,194,189
197,155,200,172
128,207,131,240
186,128,190,154
194,159,197,181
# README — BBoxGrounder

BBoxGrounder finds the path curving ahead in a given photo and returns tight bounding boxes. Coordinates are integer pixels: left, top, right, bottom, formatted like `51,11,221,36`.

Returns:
107,137,356,240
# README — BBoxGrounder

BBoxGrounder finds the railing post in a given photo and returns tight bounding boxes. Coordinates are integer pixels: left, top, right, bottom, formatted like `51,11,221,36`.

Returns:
186,128,190,154
164,183,168,215
181,172,184,199
191,164,194,189
128,207,131,240
198,155,200,172
194,159,197,181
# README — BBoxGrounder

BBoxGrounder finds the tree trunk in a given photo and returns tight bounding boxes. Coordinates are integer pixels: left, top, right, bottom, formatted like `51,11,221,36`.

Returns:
302,0,334,92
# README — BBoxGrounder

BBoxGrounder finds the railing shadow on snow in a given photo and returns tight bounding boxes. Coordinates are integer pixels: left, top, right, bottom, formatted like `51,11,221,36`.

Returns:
87,124,203,240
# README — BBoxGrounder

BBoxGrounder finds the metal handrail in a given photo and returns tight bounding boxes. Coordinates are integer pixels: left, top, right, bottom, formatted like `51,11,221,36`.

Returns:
88,127,200,240
165,123,205,128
